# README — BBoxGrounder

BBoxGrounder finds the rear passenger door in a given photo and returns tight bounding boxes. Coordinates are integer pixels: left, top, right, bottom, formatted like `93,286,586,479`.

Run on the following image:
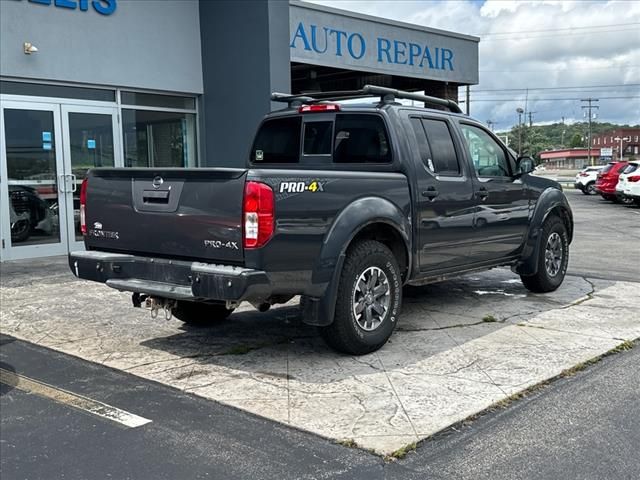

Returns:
409,116,476,272
457,123,530,263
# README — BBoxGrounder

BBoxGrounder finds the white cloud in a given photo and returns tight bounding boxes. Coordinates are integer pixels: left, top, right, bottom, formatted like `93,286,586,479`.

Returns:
305,0,640,128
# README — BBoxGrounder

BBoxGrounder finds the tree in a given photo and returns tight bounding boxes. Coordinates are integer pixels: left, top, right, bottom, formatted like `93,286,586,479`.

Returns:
569,133,583,148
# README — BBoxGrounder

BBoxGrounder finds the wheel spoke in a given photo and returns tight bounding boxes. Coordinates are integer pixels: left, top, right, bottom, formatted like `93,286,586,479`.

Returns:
368,269,378,289
354,300,366,315
373,283,389,298
372,302,385,316
365,305,373,324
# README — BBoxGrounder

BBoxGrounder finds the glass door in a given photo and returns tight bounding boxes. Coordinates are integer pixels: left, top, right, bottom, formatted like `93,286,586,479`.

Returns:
0,102,68,260
61,105,120,252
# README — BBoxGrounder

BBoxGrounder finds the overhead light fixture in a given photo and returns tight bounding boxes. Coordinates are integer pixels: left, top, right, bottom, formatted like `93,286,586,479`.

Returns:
24,42,38,55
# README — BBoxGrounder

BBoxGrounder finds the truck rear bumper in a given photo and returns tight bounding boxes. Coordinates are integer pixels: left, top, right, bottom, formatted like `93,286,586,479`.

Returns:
68,251,272,303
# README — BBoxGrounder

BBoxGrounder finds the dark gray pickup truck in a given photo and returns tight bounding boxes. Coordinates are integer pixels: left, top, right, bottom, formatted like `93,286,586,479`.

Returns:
70,85,573,355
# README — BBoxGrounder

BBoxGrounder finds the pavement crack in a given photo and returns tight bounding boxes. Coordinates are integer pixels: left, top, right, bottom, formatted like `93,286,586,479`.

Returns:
397,320,497,332
558,276,596,309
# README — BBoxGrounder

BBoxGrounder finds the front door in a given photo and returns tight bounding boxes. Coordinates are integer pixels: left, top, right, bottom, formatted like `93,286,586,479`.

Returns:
0,102,119,260
408,116,476,272
458,123,530,263
1,102,67,260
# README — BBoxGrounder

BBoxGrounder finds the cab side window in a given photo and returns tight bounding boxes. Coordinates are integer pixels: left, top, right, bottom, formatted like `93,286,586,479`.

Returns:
460,124,510,177
410,117,461,176
333,114,391,164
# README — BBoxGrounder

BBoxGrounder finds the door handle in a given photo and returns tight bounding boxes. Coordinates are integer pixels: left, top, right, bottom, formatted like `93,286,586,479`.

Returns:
70,174,77,193
58,174,67,193
422,187,439,199
477,187,489,200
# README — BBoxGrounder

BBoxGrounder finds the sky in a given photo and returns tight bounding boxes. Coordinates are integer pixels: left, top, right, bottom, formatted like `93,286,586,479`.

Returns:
306,0,640,131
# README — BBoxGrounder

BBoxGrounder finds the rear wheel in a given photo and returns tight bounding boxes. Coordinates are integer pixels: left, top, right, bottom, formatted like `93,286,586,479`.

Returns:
620,195,634,205
10,219,31,243
172,300,234,326
584,182,596,195
319,240,402,355
520,216,569,293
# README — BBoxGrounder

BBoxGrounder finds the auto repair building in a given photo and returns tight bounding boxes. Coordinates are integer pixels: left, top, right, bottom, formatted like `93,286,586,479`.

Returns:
0,0,479,261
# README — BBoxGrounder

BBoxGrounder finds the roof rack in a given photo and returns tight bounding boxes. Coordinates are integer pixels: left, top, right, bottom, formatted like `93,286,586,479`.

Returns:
270,84,463,114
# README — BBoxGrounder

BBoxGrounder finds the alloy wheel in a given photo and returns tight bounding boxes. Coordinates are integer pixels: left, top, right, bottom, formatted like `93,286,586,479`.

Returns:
544,232,563,277
352,266,391,331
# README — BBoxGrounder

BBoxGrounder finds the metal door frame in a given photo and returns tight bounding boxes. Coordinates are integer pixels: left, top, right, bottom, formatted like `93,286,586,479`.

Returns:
61,104,121,253
0,101,68,261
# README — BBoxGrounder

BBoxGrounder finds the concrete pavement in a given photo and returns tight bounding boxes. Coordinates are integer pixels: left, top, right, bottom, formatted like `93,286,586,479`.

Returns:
1,190,638,454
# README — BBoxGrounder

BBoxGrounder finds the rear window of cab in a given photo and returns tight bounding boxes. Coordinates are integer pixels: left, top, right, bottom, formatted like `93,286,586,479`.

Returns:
251,114,391,164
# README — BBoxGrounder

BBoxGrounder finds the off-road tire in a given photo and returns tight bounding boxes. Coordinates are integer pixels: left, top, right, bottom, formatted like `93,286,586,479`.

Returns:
172,300,234,326
319,240,402,355
520,215,569,293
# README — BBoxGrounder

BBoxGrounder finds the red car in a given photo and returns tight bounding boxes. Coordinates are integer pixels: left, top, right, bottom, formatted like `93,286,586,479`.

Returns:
595,161,629,202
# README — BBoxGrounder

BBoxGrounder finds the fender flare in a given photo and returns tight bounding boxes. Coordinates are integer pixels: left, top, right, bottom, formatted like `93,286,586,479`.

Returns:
302,196,411,326
514,188,573,276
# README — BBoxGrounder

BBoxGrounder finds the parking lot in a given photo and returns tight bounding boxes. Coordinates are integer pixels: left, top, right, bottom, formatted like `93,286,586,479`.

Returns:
1,189,639,456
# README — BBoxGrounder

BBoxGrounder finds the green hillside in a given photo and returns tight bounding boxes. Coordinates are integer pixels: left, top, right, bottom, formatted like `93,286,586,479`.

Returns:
497,122,639,161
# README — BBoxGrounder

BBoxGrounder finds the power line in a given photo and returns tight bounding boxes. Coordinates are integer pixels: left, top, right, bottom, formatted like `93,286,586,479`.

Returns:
470,83,640,92
473,22,640,36
479,27,639,42
457,96,640,102
458,95,640,103
479,65,639,73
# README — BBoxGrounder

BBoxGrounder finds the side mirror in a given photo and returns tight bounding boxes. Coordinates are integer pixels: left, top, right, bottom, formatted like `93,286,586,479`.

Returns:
516,156,535,176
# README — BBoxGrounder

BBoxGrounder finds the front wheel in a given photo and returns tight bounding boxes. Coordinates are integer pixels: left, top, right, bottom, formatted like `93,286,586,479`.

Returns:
319,240,402,355
520,216,569,293
172,300,234,326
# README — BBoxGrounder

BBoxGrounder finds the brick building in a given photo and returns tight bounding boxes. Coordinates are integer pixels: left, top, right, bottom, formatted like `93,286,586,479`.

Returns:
592,128,640,161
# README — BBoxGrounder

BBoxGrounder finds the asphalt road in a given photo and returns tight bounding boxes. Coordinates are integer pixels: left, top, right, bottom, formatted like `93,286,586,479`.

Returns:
2,335,638,480
1,187,639,480
564,189,640,282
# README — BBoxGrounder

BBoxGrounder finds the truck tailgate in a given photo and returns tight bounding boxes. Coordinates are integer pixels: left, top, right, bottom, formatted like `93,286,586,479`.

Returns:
84,168,246,264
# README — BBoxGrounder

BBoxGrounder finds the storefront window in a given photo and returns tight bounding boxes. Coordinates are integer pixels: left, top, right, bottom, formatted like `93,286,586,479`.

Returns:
122,109,197,168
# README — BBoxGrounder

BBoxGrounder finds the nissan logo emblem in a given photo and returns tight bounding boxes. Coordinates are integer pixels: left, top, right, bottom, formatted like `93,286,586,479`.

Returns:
152,176,164,189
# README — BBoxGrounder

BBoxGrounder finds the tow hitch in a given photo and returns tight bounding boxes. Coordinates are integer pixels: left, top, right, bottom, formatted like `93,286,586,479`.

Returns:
132,293,176,320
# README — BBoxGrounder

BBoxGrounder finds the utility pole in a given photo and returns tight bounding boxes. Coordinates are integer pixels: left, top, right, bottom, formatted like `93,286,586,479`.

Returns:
581,98,599,165
516,108,524,156
465,85,470,115
528,111,537,127
561,116,566,148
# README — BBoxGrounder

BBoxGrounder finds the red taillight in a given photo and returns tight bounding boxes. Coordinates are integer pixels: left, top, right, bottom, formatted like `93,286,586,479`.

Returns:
298,104,341,113
579,172,589,177
628,175,640,183
243,181,274,248
80,178,88,235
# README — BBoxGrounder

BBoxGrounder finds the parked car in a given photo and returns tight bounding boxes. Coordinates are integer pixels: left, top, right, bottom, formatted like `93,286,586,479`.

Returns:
574,166,603,195
69,85,573,355
595,161,629,202
8,185,56,243
616,160,640,206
